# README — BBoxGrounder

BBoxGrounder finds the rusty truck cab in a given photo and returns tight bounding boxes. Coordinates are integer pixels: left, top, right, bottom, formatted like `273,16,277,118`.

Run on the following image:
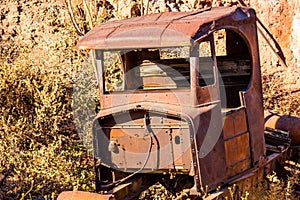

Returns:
77,6,266,195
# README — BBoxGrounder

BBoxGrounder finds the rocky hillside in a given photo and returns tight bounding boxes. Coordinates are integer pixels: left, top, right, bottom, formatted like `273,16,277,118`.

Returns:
0,0,299,199
252,0,300,68
251,0,299,115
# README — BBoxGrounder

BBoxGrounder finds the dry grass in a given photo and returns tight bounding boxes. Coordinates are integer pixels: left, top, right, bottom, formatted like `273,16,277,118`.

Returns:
0,1,95,199
262,66,300,116
0,0,299,199
0,49,96,199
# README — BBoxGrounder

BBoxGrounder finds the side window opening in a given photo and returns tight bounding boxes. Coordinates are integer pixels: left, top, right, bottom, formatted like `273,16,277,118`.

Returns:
214,29,252,109
103,51,124,92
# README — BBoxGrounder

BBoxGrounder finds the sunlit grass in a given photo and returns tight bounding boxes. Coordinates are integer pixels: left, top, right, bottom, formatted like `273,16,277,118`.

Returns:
0,0,298,199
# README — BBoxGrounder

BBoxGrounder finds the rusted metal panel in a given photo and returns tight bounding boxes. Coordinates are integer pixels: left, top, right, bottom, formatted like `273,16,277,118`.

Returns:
227,158,251,177
223,108,251,177
107,127,190,170
100,90,191,110
223,108,248,140
225,133,250,165
195,85,219,106
224,133,251,174
195,105,227,191
58,191,115,200
198,135,227,191
94,110,192,172
77,7,255,50
223,113,235,138
234,12,266,165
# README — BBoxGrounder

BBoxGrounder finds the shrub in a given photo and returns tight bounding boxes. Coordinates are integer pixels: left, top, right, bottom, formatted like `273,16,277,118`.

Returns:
0,1,96,198
0,0,298,199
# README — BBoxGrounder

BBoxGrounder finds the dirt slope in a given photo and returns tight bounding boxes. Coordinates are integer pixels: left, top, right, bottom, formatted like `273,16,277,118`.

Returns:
0,0,299,199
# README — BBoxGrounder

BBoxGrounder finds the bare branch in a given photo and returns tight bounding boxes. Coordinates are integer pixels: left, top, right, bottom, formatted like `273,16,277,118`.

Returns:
83,0,94,30
145,0,150,15
64,0,84,36
141,0,144,15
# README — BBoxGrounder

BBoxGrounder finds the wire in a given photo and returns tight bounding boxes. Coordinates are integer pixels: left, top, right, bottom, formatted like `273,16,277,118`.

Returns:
113,126,153,186
100,113,154,189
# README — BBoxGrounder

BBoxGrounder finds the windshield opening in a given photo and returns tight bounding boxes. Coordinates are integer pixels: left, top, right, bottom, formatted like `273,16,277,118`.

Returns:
100,47,191,93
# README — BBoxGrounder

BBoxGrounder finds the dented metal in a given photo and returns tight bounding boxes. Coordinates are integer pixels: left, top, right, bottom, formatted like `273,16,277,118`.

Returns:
77,7,254,50
58,6,300,200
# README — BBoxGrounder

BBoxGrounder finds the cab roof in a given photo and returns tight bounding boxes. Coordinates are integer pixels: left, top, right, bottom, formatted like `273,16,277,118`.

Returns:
77,6,255,50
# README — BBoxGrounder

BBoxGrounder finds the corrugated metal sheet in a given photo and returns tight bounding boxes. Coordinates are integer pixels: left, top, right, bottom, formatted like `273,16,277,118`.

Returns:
77,7,254,49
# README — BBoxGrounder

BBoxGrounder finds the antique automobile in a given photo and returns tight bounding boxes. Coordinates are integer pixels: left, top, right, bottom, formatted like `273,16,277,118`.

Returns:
58,6,300,199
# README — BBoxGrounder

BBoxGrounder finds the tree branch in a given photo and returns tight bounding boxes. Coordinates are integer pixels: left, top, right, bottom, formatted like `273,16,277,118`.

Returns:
64,0,84,36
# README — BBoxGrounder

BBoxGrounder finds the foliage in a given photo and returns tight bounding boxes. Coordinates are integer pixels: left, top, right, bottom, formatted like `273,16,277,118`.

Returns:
0,50,96,199
249,160,300,200
262,67,300,116
0,0,299,199
0,1,95,199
